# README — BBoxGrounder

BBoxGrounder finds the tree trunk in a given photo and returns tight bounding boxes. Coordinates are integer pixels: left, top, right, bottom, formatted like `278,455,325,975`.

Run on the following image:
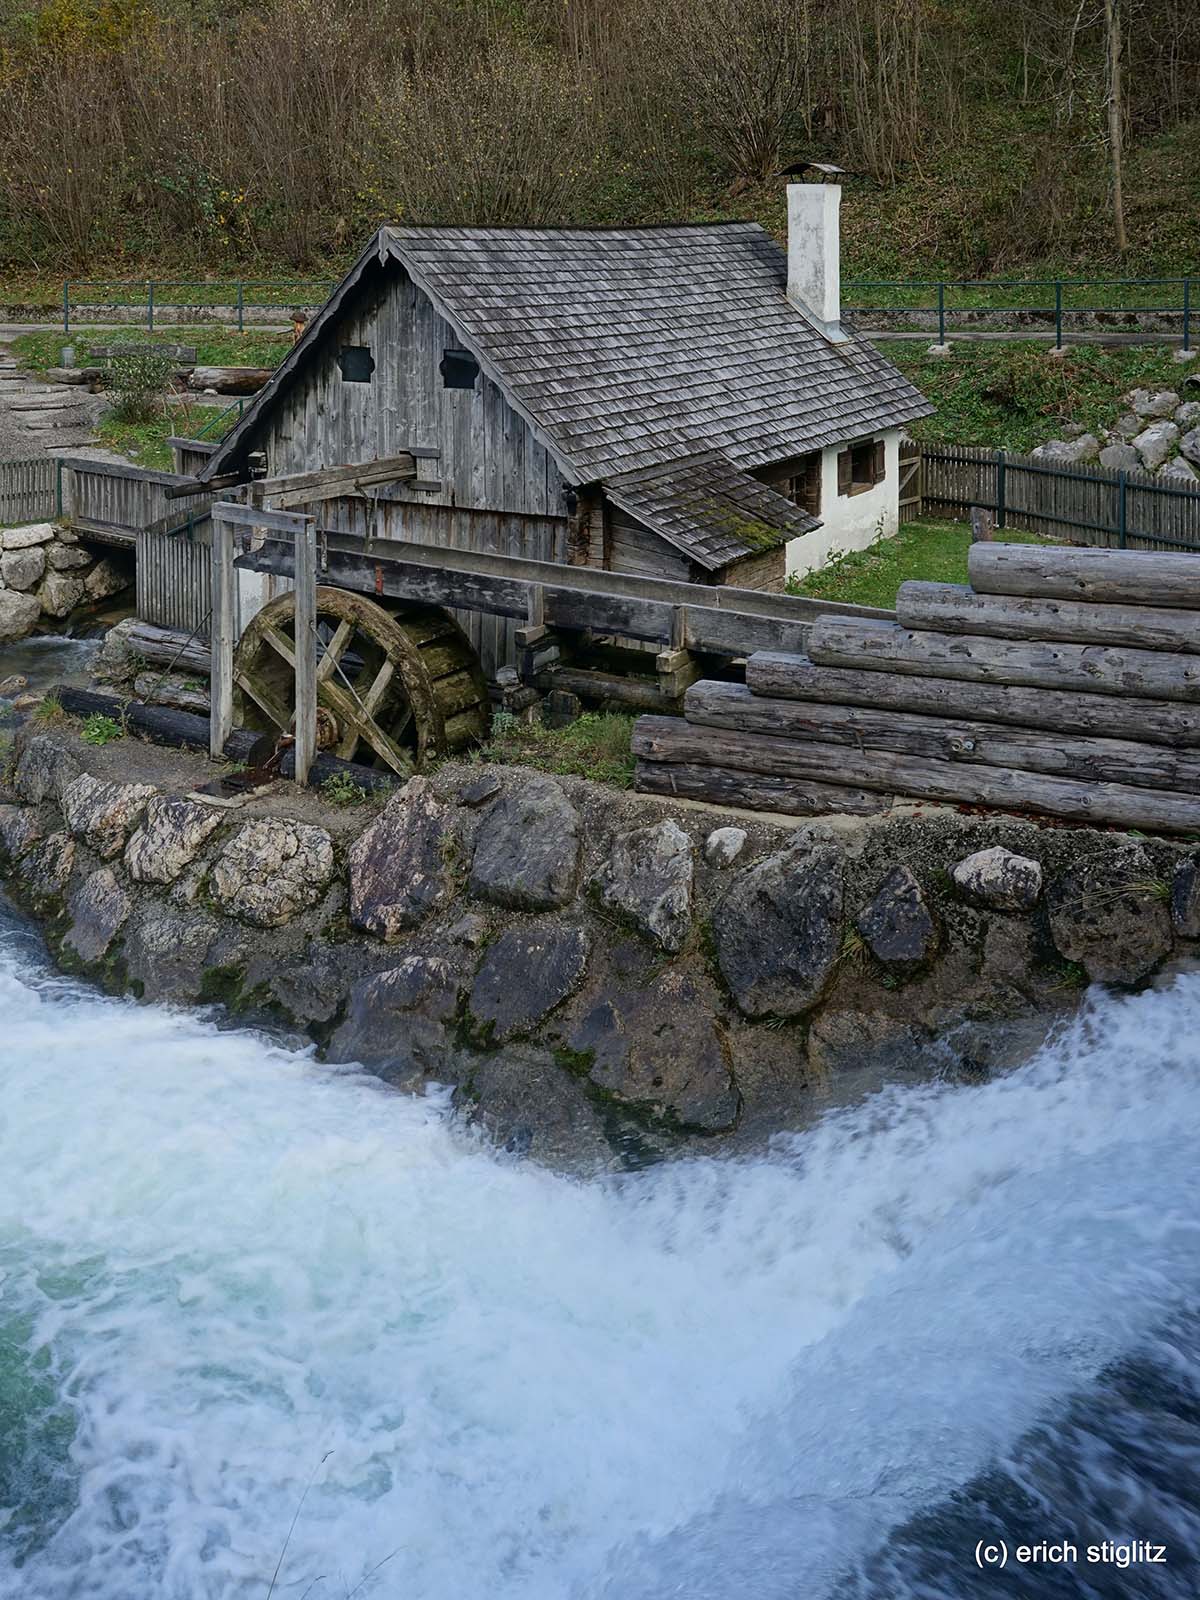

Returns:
1105,0,1128,254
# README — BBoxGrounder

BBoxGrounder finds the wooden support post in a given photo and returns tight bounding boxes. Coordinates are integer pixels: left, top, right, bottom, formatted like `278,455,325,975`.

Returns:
293,515,318,787
209,505,237,759
970,505,996,542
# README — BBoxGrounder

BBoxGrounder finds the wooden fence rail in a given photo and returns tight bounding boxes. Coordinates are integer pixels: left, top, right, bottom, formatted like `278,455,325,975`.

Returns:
909,442,1200,553
0,457,58,525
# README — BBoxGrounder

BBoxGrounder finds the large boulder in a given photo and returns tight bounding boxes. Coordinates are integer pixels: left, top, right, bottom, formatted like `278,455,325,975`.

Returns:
122,912,226,1002
567,972,740,1133
468,921,591,1043
14,736,80,804
1172,859,1200,940
63,866,131,965
1179,426,1200,468
346,775,450,938
469,775,580,911
84,558,129,601
0,804,44,862
37,571,86,618
46,543,92,573
209,818,334,927
1160,457,1197,481
326,955,461,1082
951,846,1042,912
1097,443,1142,472
855,866,938,971
590,818,693,952
807,1009,930,1077
124,796,222,884
0,590,41,644
1125,388,1179,419
1031,435,1100,464
0,523,56,550
1132,419,1179,472
59,773,156,860
15,831,75,902
1046,846,1173,984
0,546,46,592
712,836,843,1017
1175,400,1200,430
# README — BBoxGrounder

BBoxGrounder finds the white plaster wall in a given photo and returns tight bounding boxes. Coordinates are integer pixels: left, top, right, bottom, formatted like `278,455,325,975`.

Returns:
785,428,902,579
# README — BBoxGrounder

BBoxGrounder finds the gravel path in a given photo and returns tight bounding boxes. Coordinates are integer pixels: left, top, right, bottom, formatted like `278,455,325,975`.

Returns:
0,337,118,464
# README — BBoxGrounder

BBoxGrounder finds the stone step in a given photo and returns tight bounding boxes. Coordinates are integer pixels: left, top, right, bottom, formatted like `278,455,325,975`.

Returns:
8,396,91,412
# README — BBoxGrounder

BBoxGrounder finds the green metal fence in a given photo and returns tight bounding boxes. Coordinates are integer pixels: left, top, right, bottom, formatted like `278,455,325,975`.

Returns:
61,278,335,335
844,276,1195,349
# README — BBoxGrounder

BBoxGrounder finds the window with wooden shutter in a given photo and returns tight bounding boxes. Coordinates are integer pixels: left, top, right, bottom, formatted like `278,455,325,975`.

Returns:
839,439,883,497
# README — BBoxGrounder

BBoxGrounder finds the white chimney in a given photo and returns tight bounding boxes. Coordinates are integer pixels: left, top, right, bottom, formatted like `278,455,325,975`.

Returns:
786,182,849,343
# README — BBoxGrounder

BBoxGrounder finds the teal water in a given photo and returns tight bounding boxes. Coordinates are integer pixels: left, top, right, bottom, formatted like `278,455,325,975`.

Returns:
0,907,1197,1598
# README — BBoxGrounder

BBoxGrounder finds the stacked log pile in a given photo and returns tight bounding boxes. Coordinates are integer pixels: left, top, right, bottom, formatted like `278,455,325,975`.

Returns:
632,543,1200,835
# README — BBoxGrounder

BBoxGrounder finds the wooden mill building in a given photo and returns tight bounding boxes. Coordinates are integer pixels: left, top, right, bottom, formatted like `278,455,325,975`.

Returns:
197,197,931,677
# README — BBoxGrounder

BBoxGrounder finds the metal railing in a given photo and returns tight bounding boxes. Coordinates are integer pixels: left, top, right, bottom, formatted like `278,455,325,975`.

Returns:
845,276,1195,349
61,278,334,334
192,397,245,439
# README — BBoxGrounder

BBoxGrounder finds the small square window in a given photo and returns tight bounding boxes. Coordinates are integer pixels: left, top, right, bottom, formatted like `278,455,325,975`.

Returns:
441,348,479,390
837,438,885,497
338,345,375,383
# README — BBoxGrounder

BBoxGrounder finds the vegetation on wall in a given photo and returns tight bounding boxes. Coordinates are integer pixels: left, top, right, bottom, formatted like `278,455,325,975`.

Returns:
0,0,1194,276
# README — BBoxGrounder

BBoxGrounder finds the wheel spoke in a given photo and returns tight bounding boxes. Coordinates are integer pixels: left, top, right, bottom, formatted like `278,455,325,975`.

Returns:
316,619,354,684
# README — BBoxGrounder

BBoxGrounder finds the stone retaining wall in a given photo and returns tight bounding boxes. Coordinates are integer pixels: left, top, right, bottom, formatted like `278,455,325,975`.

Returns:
0,523,129,643
2,723,1197,1167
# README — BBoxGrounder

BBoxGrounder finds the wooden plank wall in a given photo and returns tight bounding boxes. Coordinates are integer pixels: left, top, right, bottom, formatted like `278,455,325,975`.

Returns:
917,442,1200,553
64,463,212,546
317,496,569,680
0,457,56,524
136,524,212,637
254,269,568,522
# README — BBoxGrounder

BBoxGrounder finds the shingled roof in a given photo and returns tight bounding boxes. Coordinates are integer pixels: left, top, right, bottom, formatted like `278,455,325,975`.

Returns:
605,450,819,570
381,223,931,483
204,222,932,568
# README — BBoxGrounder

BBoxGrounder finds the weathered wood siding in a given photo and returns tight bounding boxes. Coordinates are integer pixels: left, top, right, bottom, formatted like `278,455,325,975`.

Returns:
254,268,569,525
605,505,692,582
319,496,568,680
719,547,787,592
137,524,212,637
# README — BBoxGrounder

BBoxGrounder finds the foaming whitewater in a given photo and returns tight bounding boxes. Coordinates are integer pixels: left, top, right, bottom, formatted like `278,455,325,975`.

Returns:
0,909,1197,1599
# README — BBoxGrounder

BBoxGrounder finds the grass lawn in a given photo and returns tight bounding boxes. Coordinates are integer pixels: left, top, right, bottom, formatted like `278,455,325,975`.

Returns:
96,401,237,471
787,519,1054,610
11,325,291,374
878,340,1190,453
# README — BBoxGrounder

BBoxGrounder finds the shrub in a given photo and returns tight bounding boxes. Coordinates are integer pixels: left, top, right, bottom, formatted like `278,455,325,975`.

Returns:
105,342,175,422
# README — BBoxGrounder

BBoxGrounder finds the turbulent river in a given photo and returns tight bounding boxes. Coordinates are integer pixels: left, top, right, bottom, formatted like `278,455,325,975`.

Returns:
0,903,1197,1599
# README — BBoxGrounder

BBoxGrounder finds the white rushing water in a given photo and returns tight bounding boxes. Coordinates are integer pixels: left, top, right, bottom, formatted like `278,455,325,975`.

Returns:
0,908,1198,1599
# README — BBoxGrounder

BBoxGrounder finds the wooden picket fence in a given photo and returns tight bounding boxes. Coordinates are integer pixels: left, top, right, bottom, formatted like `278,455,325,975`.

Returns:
906,442,1200,553
0,457,58,525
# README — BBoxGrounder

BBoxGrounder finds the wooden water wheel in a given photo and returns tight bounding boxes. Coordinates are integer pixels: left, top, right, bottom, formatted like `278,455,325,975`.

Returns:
232,587,489,774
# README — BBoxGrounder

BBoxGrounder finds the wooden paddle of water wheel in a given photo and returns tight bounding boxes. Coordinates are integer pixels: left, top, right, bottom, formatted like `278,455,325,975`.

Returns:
232,587,490,775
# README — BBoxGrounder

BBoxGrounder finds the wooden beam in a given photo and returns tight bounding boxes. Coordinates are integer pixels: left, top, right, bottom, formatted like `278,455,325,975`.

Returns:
897,581,1200,654
209,507,237,759
807,617,1200,703
631,714,1200,834
292,516,318,786
634,759,893,818
214,500,313,535
685,679,1200,793
746,651,1200,748
252,452,420,502
968,543,1200,608
235,538,816,656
